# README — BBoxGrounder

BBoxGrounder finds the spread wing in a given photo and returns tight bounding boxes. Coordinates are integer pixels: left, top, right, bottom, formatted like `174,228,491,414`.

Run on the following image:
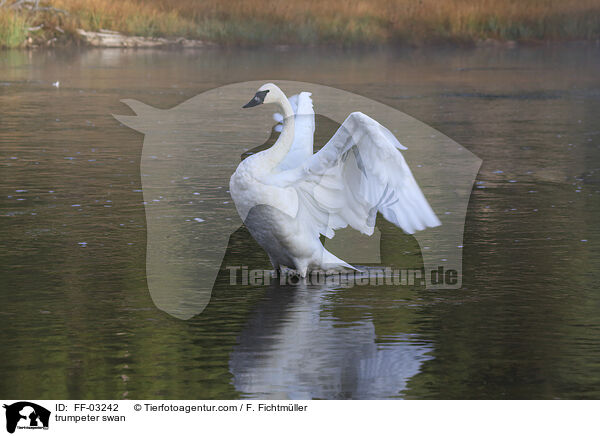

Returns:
273,92,315,171
289,111,441,238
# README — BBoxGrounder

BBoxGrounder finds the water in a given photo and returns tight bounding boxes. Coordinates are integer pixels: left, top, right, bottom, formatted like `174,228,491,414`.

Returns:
1,45,600,399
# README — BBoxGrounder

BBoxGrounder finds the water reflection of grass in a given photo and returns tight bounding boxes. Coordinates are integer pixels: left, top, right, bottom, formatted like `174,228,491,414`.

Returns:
1,0,600,47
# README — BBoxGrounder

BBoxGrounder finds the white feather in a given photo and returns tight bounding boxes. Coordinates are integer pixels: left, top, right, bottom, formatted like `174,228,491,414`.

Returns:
283,111,441,238
230,84,440,277
277,92,314,171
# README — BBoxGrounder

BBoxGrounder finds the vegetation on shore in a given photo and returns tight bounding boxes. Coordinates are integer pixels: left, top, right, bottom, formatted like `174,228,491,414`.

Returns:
1,0,600,48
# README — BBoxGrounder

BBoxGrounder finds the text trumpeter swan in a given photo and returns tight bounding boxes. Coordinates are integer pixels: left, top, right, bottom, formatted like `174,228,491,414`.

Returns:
230,83,440,277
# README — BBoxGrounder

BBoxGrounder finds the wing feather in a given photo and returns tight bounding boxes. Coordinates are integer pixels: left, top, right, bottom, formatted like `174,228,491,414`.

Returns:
274,92,315,171
293,112,440,238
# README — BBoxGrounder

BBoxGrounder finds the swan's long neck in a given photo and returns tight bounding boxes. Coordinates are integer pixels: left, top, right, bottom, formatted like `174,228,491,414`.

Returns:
263,95,294,170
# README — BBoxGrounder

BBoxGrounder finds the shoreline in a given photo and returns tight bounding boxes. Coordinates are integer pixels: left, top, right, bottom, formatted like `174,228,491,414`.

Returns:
2,0,600,50
12,28,600,50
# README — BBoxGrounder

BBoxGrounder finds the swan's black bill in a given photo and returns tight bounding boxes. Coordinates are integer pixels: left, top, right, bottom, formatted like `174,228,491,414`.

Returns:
243,90,269,108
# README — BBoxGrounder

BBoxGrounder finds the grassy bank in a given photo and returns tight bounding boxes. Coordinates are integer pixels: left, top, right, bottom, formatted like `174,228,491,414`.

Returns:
2,0,600,48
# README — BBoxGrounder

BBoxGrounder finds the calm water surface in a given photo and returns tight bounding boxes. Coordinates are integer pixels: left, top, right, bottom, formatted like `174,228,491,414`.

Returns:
1,46,599,399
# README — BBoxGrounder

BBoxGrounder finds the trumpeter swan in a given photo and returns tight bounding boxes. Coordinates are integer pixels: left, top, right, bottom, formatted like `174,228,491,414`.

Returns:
230,83,440,277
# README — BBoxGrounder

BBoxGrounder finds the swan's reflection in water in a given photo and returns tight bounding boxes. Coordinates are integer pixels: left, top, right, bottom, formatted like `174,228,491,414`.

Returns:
228,279,433,399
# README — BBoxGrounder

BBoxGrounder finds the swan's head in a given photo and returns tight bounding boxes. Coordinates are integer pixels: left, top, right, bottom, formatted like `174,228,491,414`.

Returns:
242,83,282,108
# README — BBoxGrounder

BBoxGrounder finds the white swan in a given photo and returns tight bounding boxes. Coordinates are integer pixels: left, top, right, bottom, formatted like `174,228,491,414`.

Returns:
230,83,440,277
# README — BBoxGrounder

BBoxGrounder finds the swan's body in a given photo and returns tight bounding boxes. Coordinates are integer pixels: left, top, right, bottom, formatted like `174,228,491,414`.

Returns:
230,83,440,277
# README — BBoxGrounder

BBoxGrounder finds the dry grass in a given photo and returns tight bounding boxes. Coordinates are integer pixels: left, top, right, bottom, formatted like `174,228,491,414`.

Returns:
2,0,600,47
0,9,29,48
